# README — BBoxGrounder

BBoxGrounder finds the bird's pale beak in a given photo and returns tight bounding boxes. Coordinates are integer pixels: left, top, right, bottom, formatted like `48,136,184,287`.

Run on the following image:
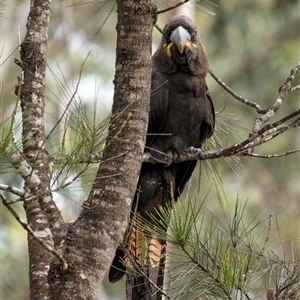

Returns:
170,26,191,54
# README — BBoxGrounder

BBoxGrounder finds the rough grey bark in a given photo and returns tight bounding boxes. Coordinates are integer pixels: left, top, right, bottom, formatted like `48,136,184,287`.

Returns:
19,0,63,299
48,1,156,299
20,0,63,228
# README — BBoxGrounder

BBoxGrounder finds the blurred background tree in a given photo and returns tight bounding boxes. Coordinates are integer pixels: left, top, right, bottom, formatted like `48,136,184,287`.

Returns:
1,0,299,299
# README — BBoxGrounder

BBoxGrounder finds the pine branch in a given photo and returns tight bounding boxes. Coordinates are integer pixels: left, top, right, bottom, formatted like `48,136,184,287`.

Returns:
44,52,90,143
252,62,300,134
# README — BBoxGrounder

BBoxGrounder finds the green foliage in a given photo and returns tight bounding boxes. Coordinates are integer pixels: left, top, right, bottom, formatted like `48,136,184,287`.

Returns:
50,98,109,189
142,194,300,299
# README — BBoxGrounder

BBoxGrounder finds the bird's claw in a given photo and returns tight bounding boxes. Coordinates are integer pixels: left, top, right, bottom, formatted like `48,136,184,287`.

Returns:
145,151,177,166
165,151,177,166
187,147,203,158
147,153,160,165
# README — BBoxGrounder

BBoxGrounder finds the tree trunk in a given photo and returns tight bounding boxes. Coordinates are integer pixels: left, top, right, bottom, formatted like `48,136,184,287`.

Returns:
19,0,63,299
48,1,156,299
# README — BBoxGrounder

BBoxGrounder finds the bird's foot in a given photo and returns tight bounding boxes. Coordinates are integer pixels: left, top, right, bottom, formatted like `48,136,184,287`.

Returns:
144,151,177,166
165,151,177,166
186,147,203,159
145,152,169,165
146,153,160,165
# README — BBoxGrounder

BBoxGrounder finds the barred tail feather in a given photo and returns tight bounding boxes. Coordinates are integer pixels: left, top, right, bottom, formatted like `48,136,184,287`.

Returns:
109,214,167,299
126,234,166,300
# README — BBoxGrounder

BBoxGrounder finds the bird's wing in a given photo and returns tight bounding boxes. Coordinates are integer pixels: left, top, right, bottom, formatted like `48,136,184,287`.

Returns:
205,87,215,139
147,67,169,142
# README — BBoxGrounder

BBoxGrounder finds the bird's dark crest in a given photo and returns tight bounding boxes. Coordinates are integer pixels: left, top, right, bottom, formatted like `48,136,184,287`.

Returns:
109,14,215,300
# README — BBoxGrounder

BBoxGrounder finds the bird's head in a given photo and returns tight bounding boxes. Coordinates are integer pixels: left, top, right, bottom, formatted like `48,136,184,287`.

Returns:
152,14,209,77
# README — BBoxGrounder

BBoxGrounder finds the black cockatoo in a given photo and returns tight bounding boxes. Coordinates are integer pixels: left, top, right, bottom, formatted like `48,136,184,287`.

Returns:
109,14,215,300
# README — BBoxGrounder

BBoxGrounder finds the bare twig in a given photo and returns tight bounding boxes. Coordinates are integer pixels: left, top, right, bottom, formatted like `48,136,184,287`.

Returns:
261,108,300,131
0,184,24,197
253,62,300,134
0,191,68,270
0,46,18,67
157,0,191,14
291,84,300,92
209,69,266,114
6,193,52,205
9,145,43,180
155,24,163,34
4,197,24,204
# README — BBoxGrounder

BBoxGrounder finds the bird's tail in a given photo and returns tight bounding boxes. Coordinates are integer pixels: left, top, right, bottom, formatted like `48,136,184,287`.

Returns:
126,214,166,300
108,247,127,283
109,213,167,300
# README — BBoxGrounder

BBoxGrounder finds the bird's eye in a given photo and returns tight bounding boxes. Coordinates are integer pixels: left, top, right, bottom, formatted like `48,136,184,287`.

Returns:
191,30,198,40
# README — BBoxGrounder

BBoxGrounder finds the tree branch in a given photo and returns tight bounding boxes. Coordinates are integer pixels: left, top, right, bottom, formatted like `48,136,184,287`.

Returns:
0,184,24,197
241,148,300,158
19,0,63,235
157,0,191,14
44,52,90,143
209,69,266,114
0,191,68,270
291,84,300,92
253,62,300,133
8,145,57,200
